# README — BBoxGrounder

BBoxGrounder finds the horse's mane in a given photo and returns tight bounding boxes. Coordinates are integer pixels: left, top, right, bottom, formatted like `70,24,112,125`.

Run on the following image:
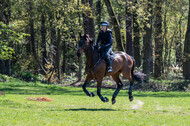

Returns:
83,34,94,46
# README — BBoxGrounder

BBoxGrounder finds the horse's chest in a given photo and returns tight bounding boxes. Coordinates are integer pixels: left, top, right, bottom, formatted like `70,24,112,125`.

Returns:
86,67,106,80
85,67,95,77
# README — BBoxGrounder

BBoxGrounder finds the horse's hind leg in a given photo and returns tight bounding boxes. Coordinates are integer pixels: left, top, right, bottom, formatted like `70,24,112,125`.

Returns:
82,75,95,97
122,71,134,102
111,73,123,105
128,79,134,101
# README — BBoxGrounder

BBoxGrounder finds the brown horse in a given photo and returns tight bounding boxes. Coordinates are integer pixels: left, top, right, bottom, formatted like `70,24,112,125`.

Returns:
77,34,145,104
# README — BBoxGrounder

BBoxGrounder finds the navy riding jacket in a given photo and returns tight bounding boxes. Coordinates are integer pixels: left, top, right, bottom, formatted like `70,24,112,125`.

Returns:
96,29,112,48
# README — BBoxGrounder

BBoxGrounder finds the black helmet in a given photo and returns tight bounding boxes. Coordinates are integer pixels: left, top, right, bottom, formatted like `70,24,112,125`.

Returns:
101,21,109,26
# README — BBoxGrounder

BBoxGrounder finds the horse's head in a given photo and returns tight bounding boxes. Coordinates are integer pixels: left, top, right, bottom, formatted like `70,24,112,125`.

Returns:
77,34,92,57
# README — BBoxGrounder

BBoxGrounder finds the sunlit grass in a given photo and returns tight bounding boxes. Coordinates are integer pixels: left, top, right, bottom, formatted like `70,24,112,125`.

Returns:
0,79,190,126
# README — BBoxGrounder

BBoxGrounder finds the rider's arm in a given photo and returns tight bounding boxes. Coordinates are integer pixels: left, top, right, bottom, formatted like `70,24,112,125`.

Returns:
104,32,112,48
96,31,101,47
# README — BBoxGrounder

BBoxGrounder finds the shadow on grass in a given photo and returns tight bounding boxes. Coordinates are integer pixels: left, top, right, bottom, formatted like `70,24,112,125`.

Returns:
1,81,190,98
0,82,83,95
64,108,117,111
133,91,190,98
98,89,190,98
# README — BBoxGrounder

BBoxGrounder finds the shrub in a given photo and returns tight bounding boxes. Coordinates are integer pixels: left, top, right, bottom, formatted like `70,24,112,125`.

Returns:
19,72,38,82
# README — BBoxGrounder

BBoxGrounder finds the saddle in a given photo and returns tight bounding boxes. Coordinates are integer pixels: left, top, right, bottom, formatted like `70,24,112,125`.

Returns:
98,48,115,65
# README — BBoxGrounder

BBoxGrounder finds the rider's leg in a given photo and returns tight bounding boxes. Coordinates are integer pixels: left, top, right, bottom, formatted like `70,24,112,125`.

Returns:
104,47,113,73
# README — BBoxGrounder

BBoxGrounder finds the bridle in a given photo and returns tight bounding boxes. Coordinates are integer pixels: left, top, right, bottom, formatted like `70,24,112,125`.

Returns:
78,36,104,71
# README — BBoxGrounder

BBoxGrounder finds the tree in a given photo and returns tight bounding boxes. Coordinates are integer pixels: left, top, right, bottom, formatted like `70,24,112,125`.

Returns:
41,13,47,68
28,1,36,63
183,0,190,79
0,0,6,21
0,0,11,76
142,0,153,80
28,0,46,74
0,22,25,74
56,28,61,80
82,0,95,40
89,0,96,40
126,0,132,56
154,0,163,78
163,0,169,75
96,0,101,29
104,0,124,51
78,0,82,81
133,0,141,67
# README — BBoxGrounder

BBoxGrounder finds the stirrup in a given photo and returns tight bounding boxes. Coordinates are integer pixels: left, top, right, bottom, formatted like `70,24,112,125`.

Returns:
107,66,113,73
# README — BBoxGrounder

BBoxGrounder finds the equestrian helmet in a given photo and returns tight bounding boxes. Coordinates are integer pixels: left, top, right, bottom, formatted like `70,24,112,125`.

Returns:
101,21,109,26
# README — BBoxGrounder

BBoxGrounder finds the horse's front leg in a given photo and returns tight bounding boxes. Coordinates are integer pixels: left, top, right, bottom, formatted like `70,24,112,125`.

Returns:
97,79,109,102
82,75,95,97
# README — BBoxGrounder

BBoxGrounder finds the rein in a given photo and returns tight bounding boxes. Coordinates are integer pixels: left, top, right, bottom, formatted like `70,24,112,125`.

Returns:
85,44,102,71
90,58,101,70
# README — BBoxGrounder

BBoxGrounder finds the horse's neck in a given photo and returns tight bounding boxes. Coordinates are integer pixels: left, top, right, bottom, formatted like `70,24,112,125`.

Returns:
85,45,99,68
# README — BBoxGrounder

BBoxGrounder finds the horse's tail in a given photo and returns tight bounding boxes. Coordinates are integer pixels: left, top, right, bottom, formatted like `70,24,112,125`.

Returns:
130,56,146,83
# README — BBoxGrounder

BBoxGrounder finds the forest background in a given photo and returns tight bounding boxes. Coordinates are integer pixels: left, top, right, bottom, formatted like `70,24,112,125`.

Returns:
0,0,190,91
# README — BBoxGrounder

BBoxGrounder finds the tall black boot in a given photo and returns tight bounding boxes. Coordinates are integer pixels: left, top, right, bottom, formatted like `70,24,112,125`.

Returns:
106,58,113,73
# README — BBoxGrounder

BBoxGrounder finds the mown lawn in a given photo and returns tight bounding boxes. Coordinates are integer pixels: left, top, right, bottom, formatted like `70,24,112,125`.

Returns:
0,79,190,126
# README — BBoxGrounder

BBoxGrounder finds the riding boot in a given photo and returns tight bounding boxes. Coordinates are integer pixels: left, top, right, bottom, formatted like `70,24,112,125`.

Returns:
106,58,114,73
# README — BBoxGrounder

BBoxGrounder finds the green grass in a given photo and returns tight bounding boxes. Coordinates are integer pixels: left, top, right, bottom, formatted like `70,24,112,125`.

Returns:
0,79,190,126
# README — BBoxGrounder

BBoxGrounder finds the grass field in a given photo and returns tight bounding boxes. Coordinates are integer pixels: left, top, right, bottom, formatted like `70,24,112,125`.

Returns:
0,79,190,126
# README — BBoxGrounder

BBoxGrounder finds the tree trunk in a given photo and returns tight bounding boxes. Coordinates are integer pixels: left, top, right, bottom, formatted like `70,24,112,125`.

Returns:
82,0,89,34
154,0,163,78
104,0,123,51
41,13,47,68
183,0,190,79
49,11,56,71
143,0,153,80
175,15,183,67
0,0,6,21
4,0,11,76
78,0,82,81
168,31,175,72
82,0,95,40
126,0,133,56
56,29,61,80
29,1,46,74
0,0,7,75
29,1,36,60
163,2,168,76
5,60,11,76
3,0,11,25
133,0,141,67
89,0,95,40
96,0,101,29
0,60,6,74
62,37,66,74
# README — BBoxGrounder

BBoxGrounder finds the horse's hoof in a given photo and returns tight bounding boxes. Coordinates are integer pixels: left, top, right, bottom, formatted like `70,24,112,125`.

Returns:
112,99,116,105
89,92,95,97
129,96,134,102
102,97,109,102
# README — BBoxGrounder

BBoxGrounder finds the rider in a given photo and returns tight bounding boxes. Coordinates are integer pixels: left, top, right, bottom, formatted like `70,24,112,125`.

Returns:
95,21,114,73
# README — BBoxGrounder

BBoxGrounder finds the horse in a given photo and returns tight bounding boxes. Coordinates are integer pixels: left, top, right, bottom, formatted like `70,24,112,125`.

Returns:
77,34,145,104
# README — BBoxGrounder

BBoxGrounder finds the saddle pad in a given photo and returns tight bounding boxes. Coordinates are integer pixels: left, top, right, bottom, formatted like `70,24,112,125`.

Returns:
109,51,115,65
